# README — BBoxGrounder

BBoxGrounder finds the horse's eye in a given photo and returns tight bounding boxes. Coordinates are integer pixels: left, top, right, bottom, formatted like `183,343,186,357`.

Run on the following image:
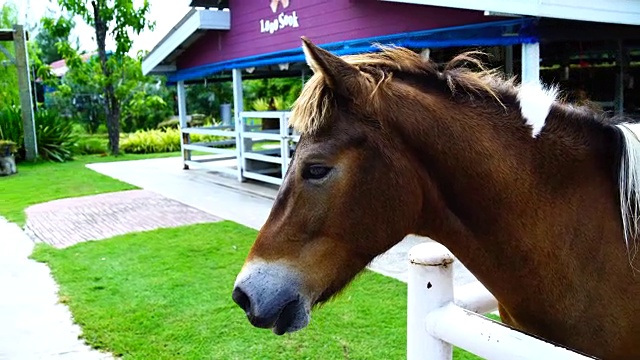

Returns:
302,165,332,180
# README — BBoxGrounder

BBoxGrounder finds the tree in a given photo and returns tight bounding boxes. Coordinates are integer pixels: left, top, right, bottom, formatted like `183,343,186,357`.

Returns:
36,15,79,65
53,0,154,155
0,3,19,106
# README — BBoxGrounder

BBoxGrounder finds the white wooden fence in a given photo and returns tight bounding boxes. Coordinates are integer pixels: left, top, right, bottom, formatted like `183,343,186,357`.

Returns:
181,110,297,185
407,242,597,360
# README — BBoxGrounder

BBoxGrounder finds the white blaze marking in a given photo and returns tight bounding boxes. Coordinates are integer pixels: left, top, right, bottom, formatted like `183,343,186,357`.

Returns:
517,82,558,138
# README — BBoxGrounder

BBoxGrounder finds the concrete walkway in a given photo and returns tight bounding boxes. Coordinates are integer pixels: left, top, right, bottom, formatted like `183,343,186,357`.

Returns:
0,217,114,360
88,156,478,285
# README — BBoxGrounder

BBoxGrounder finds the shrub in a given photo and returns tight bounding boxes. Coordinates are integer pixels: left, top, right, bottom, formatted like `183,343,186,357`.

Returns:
0,105,23,148
0,106,76,162
120,127,227,154
34,109,77,162
251,98,270,111
121,128,180,154
121,93,173,133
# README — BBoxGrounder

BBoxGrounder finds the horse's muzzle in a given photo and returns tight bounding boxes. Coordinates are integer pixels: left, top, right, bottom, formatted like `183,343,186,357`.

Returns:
232,261,310,335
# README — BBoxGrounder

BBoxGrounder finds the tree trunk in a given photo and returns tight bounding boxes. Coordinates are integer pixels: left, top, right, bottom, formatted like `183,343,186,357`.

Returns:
92,0,120,155
105,83,121,155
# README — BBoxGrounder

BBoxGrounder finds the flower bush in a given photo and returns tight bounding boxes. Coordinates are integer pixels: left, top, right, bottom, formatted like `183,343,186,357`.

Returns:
120,127,229,154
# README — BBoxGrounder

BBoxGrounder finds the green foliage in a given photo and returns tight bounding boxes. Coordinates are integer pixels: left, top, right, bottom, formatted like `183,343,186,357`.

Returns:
244,77,302,110
272,96,289,110
0,3,19,106
185,81,233,119
120,73,174,133
251,98,270,111
56,0,154,57
51,0,155,155
44,55,107,134
0,105,76,162
120,128,180,154
34,109,77,162
36,15,79,64
120,127,225,154
44,51,174,135
0,105,23,148
75,136,108,155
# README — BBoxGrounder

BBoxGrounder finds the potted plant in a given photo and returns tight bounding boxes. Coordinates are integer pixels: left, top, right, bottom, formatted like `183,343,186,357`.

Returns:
0,140,18,176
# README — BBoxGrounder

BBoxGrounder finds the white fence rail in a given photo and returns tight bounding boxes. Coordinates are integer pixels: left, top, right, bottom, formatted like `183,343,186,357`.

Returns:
407,242,596,360
180,110,297,186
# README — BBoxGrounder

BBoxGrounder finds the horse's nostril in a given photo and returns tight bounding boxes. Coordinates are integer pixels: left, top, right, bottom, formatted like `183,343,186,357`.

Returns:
232,286,252,316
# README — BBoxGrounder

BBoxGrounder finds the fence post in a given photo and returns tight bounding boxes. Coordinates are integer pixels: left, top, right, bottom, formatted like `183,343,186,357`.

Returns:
14,25,37,161
177,80,190,169
407,242,455,360
232,68,245,182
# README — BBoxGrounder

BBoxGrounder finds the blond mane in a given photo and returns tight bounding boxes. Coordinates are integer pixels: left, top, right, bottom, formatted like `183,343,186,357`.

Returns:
289,45,515,135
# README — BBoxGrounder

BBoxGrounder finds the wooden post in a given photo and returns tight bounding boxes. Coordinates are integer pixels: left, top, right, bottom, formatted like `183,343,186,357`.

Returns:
13,25,37,161
505,45,514,77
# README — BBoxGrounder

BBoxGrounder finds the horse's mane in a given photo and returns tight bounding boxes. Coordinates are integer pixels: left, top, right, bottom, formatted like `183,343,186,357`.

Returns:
290,45,518,134
291,44,640,265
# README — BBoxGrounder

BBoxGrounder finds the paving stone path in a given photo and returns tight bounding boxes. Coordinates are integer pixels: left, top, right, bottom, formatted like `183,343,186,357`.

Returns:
25,189,221,248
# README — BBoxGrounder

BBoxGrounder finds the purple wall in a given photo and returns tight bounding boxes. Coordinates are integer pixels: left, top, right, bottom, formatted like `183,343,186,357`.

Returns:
177,0,494,70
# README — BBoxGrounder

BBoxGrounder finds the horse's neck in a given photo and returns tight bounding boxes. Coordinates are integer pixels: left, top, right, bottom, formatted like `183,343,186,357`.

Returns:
397,99,623,303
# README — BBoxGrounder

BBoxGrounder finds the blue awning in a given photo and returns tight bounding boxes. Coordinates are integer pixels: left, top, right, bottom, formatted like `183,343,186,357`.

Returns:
169,17,538,83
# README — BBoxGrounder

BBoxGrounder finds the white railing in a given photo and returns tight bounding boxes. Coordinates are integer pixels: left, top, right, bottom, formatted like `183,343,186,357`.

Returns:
238,111,297,186
407,242,596,360
180,110,297,186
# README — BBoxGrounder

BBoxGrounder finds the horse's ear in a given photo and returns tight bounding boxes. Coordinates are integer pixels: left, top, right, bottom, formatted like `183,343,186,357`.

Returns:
301,36,367,98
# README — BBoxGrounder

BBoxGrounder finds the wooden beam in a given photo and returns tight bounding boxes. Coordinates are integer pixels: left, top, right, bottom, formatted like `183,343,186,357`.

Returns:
0,28,29,41
0,30,13,41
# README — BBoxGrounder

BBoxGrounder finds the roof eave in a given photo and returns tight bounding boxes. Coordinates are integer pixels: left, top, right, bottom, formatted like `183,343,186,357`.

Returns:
142,8,230,76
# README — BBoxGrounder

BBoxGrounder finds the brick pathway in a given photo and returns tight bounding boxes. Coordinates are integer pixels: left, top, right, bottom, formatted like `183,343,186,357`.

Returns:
25,190,221,248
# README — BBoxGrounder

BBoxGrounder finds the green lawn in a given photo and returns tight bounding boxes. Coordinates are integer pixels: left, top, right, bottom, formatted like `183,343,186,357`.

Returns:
0,153,181,225
32,221,484,360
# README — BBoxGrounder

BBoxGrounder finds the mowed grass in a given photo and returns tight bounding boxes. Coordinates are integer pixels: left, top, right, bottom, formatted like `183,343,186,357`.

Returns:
0,153,181,225
32,221,483,360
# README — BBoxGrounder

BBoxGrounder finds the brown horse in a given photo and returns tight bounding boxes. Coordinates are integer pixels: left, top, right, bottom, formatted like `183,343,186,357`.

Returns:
232,37,640,359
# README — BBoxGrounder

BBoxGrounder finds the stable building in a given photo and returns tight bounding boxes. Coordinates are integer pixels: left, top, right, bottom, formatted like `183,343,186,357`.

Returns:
142,0,640,186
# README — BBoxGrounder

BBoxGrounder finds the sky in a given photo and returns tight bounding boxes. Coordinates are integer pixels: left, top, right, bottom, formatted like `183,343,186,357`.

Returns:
1,0,192,57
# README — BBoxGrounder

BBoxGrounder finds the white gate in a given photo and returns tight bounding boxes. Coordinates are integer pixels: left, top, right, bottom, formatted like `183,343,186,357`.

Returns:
180,110,297,186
